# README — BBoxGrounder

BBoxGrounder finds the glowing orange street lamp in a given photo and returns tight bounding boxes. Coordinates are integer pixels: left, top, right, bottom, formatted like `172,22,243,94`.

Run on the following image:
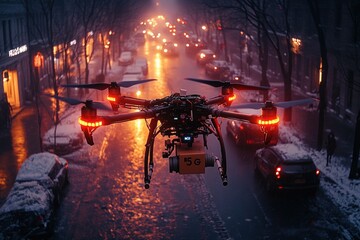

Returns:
34,52,43,68
33,51,44,151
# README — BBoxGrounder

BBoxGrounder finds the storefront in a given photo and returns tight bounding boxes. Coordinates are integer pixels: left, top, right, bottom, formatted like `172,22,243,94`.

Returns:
1,44,31,108
2,69,20,107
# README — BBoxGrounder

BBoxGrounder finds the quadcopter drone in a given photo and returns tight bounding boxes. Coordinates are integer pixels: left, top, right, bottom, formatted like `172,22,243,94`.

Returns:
52,77,313,189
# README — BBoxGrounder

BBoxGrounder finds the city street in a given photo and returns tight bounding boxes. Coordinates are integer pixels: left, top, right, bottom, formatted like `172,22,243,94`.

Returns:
1,14,360,240
41,40,358,239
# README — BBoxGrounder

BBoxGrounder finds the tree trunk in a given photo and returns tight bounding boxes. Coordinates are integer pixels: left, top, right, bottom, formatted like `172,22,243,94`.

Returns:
349,110,360,179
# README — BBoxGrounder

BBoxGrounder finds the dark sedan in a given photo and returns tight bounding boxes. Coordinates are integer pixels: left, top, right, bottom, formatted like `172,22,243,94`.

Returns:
254,143,320,192
205,60,231,79
226,108,278,146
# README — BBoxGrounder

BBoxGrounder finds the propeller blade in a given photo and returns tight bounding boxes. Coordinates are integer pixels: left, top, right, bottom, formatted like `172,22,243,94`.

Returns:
185,78,227,87
231,102,265,109
43,94,112,111
117,79,157,88
44,94,85,105
231,98,314,110
61,83,110,90
274,98,314,108
185,78,270,91
230,83,270,91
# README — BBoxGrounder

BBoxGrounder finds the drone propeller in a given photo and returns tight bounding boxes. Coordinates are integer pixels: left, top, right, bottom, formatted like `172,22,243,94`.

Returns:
61,79,157,90
185,78,270,91
231,98,314,109
44,94,112,111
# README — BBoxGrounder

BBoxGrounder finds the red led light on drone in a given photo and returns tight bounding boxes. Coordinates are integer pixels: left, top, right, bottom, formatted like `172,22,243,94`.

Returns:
107,96,117,102
258,116,280,125
227,94,236,102
79,118,103,127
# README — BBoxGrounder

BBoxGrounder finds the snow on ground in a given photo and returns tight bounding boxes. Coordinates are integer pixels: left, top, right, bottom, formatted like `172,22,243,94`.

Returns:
279,123,360,230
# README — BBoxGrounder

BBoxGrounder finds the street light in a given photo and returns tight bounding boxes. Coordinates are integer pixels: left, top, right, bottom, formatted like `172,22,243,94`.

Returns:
33,51,44,151
34,52,43,68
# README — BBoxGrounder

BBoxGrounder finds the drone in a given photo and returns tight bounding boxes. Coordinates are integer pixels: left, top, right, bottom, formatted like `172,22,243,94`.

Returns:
51,77,313,189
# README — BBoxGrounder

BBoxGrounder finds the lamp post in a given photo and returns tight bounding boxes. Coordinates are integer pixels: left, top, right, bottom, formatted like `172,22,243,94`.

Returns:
33,52,43,151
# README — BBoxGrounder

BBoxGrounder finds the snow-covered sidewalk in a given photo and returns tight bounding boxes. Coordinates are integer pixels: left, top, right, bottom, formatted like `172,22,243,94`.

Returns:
279,123,360,231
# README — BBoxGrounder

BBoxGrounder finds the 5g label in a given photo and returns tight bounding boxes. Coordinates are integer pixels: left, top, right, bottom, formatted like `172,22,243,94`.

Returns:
184,157,201,166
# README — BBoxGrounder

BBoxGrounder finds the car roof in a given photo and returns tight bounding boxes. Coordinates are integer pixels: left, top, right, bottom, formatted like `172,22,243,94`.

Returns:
16,152,66,181
0,181,52,214
122,73,142,81
199,49,214,54
124,65,143,74
135,58,147,64
269,143,313,162
212,60,229,66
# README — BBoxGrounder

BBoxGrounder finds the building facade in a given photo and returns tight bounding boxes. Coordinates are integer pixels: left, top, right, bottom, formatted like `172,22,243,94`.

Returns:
0,0,31,108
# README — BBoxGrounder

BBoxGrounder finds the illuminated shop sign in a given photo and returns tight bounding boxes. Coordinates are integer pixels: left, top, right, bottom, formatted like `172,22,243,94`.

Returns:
8,44,28,57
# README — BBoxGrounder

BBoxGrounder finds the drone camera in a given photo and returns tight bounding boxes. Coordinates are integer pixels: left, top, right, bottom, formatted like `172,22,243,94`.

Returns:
168,141,208,174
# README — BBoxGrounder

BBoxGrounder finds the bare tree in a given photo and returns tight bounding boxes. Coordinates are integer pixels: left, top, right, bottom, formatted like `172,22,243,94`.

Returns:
306,0,329,150
23,0,64,151
72,0,106,91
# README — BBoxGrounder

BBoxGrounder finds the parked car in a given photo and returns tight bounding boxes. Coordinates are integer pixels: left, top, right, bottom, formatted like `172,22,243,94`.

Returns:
0,152,69,238
15,152,69,204
118,51,134,66
205,60,231,79
0,181,54,238
226,108,278,146
122,71,145,98
185,38,207,54
161,41,179,56
134,31,145,45
122,40,138,55
196,49,216,65
254,143,320,192
43,110,84,155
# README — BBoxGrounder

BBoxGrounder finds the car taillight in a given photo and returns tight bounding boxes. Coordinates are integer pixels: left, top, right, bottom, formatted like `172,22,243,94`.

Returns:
316,169,320,175
275,167,281,179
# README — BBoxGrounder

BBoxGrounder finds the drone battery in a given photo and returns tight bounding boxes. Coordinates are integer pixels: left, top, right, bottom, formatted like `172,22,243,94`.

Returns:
176,141,206,174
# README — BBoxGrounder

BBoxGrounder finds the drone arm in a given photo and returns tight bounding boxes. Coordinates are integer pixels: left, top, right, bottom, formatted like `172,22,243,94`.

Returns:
210,109,259,123
100,109,156,125
206,96,226,105
120,96,151,107
211,118,228,186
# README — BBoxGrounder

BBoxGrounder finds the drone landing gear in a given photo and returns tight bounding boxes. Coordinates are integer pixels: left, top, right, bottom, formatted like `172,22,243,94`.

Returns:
144,118,158,189
211,118,228,186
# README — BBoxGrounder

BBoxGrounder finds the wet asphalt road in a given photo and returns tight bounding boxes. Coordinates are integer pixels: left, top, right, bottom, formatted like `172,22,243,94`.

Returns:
50,40,358,239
